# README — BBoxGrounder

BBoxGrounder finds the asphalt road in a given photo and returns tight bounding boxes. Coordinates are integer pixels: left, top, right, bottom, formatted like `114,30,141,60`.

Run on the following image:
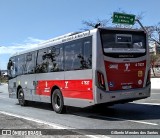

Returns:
0,83,160,138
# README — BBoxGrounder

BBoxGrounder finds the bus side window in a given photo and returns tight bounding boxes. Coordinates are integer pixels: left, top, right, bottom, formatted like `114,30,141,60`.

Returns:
17,54,26,75
26,52,35,74
65,41,82,71
48,45,64,72
36,48,48,73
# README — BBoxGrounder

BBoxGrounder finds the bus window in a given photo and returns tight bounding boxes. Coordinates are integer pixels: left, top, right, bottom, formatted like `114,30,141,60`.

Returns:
7,57,16,79
48,45,64,72
36,48,48,73
101,30,146,58
26,52,35,74
17,54,26,75
65,41,83,71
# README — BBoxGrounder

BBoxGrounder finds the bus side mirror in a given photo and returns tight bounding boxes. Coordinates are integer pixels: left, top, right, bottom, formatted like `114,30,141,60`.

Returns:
7,60,13,70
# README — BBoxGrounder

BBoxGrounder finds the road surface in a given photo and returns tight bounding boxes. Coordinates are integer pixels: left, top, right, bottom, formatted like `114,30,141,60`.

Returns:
0,80,160,137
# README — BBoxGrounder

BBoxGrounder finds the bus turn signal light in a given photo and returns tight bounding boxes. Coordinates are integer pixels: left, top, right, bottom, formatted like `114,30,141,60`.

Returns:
97,71,106,90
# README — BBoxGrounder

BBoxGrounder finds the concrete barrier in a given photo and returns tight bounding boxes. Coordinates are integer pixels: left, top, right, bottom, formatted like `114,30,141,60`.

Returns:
151,78,160,89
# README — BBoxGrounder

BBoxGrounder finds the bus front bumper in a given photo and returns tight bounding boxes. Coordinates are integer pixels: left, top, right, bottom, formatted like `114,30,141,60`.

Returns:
9,88,17,99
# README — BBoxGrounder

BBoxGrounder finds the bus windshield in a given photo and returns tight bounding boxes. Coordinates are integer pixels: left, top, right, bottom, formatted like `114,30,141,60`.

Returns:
100,29,146,58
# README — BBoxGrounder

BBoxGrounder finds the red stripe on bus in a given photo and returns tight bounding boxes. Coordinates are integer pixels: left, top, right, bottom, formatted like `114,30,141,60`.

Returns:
36,79,93,100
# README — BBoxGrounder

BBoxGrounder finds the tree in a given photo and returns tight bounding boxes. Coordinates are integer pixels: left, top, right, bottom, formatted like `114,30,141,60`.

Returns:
82,18,111,31
150,54,160,77
145,23,160,45
82,9,144,29
82,10,160,45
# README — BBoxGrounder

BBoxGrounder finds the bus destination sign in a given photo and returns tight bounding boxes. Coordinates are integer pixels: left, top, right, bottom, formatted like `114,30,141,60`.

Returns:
112,12,135,25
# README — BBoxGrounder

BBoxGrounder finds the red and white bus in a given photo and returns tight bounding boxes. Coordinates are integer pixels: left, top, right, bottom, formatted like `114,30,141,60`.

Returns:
8,27,151,113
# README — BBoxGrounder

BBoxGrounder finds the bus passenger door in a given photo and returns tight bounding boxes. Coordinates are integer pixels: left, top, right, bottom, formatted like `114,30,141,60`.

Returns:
34,48,48,102
24,52,37,101
8,57,17,99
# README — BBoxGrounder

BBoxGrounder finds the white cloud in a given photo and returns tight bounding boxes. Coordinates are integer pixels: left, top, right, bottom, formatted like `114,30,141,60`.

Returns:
0,37,45,70
0,37,45,55
24,37,45,43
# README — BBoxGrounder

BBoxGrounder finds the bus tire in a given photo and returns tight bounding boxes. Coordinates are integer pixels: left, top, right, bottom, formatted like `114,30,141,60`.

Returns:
51,89,66,114
18,88,27,106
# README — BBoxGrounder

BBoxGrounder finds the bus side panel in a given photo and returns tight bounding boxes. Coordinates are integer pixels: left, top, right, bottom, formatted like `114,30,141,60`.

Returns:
63,69,93,107
35,72,65,103
62,79,93,99
17,74,35,101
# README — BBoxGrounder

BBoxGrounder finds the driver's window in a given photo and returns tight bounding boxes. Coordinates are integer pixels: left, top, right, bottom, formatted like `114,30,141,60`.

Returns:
7,57,16,79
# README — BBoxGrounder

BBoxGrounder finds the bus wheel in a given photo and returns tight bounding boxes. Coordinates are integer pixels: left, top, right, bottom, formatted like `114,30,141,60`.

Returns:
51,89,66,114
18,88,27,106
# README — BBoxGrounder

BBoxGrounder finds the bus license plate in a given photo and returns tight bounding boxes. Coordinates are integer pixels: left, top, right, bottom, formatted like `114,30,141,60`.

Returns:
122,85,132,89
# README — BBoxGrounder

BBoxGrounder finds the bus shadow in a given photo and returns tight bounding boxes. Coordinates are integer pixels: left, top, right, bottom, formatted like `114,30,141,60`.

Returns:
16,101,160,121
66,102,160,121
16,101,53,111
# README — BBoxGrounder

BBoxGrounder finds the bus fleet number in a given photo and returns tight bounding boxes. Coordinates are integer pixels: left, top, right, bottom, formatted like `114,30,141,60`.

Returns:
81,81,90,85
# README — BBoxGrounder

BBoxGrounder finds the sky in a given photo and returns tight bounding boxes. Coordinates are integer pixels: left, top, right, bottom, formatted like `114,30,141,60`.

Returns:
0,0,160,70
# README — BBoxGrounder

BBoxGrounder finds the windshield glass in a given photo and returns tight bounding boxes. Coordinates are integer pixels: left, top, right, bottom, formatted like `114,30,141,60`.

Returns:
100,29,146,58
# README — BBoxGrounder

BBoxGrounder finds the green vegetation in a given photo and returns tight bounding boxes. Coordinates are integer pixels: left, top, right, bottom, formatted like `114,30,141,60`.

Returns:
0,76,8,83
150,54,160,77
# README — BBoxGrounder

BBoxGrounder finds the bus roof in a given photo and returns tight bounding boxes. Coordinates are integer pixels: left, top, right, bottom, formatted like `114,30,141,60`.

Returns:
11,29,93,56
11,27,145,57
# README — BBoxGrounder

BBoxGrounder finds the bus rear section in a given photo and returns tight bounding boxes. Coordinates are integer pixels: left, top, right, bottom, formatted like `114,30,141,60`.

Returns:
94,28,151,105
